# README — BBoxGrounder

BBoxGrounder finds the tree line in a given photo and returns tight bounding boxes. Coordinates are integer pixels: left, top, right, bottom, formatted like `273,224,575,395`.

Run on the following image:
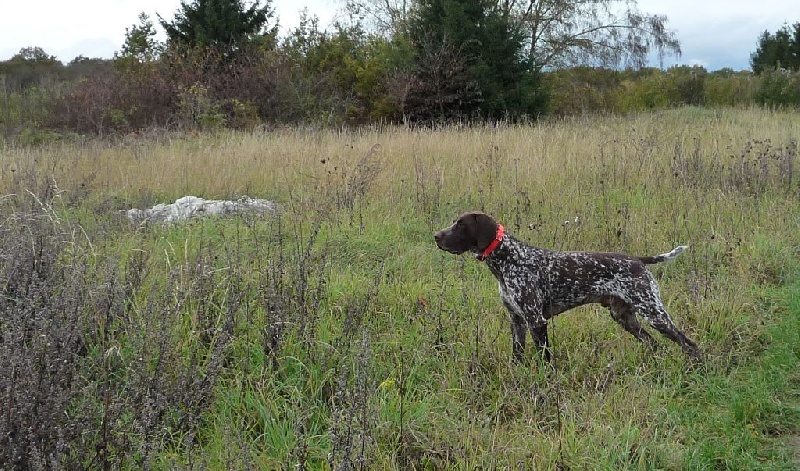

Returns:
0,0,798,142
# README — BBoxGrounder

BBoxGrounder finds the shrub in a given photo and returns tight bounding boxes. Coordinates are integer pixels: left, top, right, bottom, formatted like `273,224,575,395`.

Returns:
705,69,758,106
0,188,238,467
756,68,800,108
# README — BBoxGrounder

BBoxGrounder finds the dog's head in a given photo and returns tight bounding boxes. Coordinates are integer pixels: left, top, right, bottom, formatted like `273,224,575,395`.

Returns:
434,212,499,255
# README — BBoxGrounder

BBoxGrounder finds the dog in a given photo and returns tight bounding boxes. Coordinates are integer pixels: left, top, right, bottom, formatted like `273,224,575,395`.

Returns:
434,211,701,362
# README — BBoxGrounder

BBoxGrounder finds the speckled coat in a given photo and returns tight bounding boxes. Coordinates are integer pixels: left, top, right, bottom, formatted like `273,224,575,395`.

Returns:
434,212,701,363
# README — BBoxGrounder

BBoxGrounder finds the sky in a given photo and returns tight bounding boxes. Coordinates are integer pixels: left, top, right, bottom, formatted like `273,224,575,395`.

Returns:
0,0,797,71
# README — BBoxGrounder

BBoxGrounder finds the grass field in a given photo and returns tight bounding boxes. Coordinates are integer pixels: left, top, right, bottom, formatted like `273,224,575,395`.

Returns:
1,107,799,468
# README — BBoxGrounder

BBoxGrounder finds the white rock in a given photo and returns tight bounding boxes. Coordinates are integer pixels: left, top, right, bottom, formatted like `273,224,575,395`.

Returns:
126,195,277,224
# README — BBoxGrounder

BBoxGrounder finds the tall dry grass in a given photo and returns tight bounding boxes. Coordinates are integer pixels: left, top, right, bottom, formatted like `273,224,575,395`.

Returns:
1,107,799,468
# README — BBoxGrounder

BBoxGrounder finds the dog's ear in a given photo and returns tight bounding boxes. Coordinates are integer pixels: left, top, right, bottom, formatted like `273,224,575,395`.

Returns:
471,212,498,251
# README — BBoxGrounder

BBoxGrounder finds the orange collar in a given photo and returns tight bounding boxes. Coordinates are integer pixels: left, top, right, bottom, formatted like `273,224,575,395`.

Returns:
477,224,504,261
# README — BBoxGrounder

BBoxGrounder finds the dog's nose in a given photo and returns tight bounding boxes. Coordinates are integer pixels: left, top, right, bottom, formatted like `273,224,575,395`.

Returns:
434,231,443,242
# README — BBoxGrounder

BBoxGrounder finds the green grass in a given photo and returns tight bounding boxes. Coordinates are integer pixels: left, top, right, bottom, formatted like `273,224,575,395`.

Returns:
1,107,799,468
678,277,800,469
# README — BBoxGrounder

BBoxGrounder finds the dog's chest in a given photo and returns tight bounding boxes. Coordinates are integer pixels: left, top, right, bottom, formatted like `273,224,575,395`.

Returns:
498,280,523,314
491,245,541,315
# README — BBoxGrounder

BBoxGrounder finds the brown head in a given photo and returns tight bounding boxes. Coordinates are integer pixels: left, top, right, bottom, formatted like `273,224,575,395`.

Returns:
434,212,500,256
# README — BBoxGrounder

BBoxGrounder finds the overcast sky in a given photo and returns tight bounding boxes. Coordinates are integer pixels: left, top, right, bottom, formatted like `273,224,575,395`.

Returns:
1,0,797,71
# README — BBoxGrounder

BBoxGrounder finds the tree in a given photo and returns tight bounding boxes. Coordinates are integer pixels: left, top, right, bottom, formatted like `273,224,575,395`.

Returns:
9,47,60,64
344,0,412,38
407,0,544,120
503,0,680,71
404,33,482,121
117,13,164,62
750,22,800,73
345,0,680,72
0,47,63,89
158,0,275,55
65,56,113,80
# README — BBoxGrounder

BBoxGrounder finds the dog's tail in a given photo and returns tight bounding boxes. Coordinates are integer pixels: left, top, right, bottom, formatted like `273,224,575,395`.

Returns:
638,245,688,265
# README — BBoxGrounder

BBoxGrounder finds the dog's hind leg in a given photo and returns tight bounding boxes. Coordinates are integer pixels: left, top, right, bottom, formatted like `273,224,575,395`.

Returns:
641,304,701,358
604,297,657,347
631,288,701,358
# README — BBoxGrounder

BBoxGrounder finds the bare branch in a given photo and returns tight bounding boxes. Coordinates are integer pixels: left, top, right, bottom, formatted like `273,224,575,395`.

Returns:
498,0,680,70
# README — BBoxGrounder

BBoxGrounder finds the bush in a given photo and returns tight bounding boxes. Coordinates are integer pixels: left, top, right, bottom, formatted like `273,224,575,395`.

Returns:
756,68,800,108
668,65,707,105
0,193,109,467
543,67,621,115
705,69,758,106
0,189,238,467
47,61,175,134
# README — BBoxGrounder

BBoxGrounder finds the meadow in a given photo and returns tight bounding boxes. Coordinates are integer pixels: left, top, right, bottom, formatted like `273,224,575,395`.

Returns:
1,107,799,468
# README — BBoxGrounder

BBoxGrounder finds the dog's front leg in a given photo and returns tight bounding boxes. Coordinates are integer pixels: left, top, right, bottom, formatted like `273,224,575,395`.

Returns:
505,305,527,363
530,323,551,362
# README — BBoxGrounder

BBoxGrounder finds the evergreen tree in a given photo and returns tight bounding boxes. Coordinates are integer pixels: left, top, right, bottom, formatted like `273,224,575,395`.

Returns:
751,22,800,73
158,0,275,55
407,0,544,121
118,13,163,63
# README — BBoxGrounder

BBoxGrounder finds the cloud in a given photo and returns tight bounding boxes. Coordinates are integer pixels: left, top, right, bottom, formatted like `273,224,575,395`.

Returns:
61,38,119,61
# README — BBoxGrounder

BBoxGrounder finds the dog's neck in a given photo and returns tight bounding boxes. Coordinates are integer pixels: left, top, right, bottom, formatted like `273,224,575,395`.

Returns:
476,223,505,261
480,233,547,275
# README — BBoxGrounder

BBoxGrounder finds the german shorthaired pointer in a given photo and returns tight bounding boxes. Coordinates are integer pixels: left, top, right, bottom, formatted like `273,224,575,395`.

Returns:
434,211,701,362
